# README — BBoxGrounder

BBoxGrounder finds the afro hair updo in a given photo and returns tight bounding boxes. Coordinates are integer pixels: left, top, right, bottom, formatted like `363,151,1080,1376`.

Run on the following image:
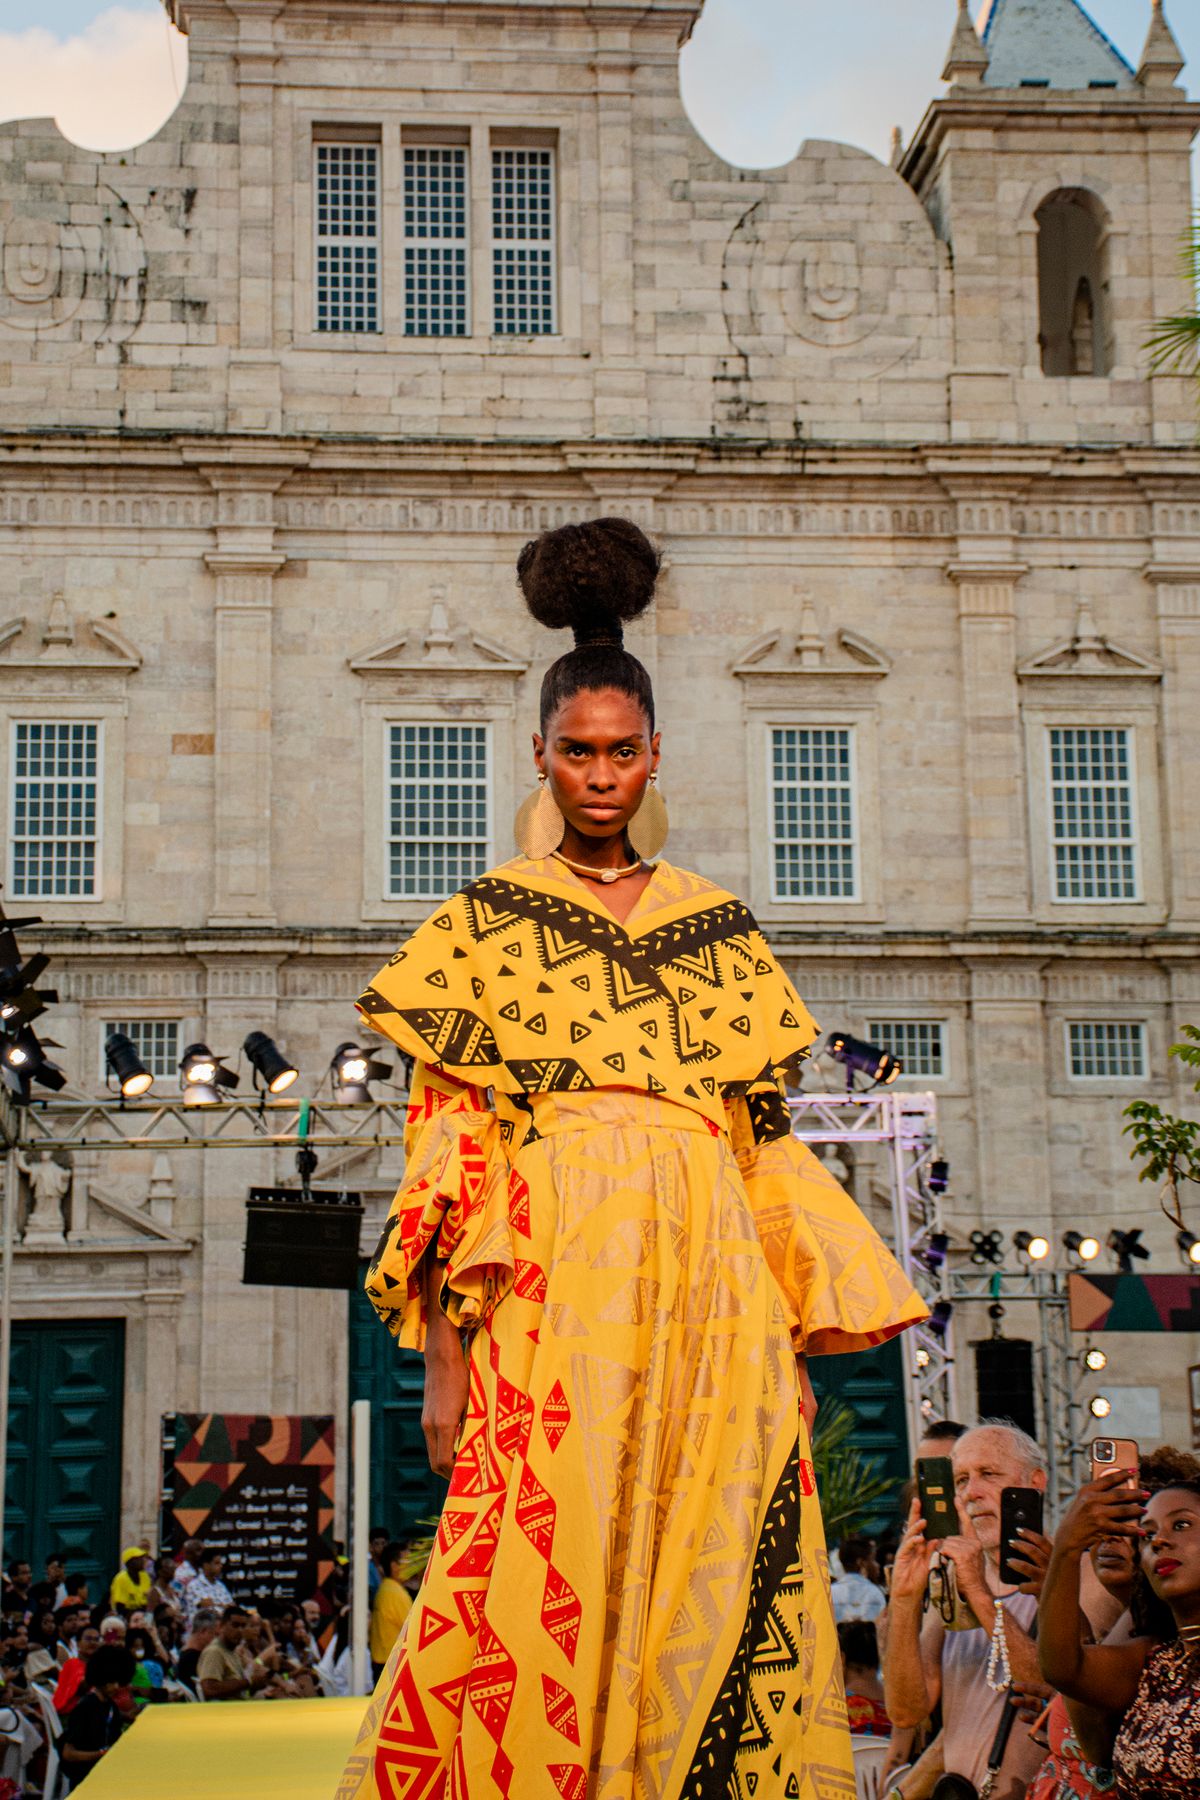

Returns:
517,517,660,731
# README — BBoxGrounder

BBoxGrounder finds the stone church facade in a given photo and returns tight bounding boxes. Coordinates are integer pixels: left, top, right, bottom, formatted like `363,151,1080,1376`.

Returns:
0,0,1198,1552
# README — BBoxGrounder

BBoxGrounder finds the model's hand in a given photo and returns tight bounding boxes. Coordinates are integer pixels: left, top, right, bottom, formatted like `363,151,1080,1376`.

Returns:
423,1340,469,1479
795,1353,818,1439
889,1500,934,1602
1006,1528,1053,1597
1054,1470,1146,1558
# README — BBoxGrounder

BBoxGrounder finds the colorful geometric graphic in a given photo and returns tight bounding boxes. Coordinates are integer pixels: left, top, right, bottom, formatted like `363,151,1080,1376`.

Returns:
1068,1273,1200,1334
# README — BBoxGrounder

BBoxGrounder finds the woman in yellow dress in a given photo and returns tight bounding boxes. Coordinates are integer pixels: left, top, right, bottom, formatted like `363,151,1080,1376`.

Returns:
338,519,925,1800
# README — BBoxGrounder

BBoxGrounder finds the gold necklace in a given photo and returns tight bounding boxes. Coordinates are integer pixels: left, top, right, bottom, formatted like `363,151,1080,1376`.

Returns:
1179,1623,1200,1647
552,850,645,885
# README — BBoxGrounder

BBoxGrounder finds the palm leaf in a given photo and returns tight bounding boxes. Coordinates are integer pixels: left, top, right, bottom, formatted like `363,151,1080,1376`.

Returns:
810,1398,897,1540
1147,214,1200,376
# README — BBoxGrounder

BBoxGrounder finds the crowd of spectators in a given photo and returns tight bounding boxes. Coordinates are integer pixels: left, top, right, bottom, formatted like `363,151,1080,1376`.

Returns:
828,1416,1200,1800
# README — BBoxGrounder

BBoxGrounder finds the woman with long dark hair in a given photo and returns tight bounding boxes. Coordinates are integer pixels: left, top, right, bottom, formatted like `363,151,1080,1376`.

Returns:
339,519,925,1799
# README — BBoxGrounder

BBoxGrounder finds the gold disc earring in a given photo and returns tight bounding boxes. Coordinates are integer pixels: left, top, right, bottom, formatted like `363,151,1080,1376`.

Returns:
514,774,565,860
627,773,669,861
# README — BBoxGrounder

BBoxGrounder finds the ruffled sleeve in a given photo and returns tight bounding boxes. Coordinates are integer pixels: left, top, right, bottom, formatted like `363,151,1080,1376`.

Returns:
364,1063,516,1351
725,1086,928,1356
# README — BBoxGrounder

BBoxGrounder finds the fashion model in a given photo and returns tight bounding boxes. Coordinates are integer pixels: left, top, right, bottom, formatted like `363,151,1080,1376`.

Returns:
338,519,925,1800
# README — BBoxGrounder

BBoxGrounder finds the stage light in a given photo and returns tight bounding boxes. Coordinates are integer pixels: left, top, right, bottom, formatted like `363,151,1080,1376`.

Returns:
916,1230,950,1275
244,1032,299,1096
1064,1231,1101,1264
330,1041,390,1103
927,1300,953,1340
915,1346,931,1370
927,1158,950,1196
970,1229,1004,1266
1083,1346,1108,1373
1108,1229,1150,1274
1,1029,66,1102
104,1031,154,1099
825,1031,902,1090
179,1042,238,1106
1177,1231,1200,1268
1089,1395,1113,1420
1014,1230,1051,1263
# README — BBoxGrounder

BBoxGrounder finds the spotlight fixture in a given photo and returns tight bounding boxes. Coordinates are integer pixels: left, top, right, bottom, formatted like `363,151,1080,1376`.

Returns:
927,1158,950,1197
1089,1395,1113,1421
1107,1229,1150,1274
1083,1346,1108,1373
1014,1230,1051,1263
1,1028,67,1103
970,1229,1004,1267
1177,1231,1200,1269
920,1396,936,1420
915,1346,931,1370
0,951,55,1028
179,1042,238,1106
825,1031,902,1090
330,1041,390,1104
1063,1231,1101,1264
915,1230,950,1275
104,1031,154,1100
243,1032,299,1096
926,1300,954,1341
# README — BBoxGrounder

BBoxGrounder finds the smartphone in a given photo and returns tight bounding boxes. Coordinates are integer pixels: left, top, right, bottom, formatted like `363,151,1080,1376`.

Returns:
998,1486,1044,1585
917,1456,960,1539
1090,1437,1139,1487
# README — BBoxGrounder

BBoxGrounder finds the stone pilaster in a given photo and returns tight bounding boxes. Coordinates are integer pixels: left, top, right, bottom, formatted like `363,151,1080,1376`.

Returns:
592,40,646,436
966,956,1052,1226
227,0,283,431
1145,565,1200,925
950,559,1030,929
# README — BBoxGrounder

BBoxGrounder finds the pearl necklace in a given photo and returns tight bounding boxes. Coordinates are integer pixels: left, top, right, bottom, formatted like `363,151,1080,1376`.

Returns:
552,850,645,885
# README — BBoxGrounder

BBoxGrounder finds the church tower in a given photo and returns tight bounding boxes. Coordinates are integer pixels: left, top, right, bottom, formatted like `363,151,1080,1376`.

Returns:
902,0,1198,444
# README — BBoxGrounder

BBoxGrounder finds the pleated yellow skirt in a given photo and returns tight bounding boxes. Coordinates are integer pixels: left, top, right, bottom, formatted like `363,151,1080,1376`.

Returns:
338,1093,855,1800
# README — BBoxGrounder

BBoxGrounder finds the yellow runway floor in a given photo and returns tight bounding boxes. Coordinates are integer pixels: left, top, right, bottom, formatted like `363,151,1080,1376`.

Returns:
80,1696,363,1800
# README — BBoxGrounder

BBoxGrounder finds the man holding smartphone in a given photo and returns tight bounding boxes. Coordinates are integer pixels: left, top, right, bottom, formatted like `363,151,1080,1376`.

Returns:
883,1422,1053,1800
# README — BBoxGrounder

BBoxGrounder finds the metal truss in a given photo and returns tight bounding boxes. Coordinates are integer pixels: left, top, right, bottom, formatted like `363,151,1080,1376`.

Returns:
787,1090,953,1457
948,1269,1085,1511
0,1094,410,1155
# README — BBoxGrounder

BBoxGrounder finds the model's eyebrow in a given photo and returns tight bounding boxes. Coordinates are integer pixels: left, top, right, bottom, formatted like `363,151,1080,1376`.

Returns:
554,733,646,750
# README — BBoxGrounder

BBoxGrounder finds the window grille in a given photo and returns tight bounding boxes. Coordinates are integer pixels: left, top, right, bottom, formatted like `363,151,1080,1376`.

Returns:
10,721,99,899
404,146,469,336
492,147,555,335
867,1020,946,1079
102,1020,180,1082
1067,1021,1147,1080
1048,727,1138,901
315,142,380,333
388,724,489,899
770,727,856,901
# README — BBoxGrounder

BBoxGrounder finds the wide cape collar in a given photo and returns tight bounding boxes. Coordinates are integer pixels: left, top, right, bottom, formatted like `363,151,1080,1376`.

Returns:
358,857,818,1127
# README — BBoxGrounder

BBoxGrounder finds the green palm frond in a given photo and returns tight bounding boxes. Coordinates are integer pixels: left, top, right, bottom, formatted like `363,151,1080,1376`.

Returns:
811,1399,897,1540
1147,214,1200,376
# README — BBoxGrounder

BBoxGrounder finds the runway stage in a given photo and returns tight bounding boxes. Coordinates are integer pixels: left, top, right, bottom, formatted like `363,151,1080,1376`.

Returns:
80,1696,363,1799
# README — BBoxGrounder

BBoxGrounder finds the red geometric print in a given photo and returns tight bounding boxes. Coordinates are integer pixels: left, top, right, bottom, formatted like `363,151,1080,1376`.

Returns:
418,1608,457,1653
437,1510,475,1554
516,1464,557,1561
798,1458,816,1498
493,1373,535,1460
374,1659,447,1800
447,1495,504,1582
429,1673,467,1722
541,1566,582,1665
541,1674,581,1745
508,1173,531,1237
548,1764,588,1800
514,1259,548,1303
453,1587,487,1637
541,1380,571,1453
466,1618,517,1745
447,1430,504,1500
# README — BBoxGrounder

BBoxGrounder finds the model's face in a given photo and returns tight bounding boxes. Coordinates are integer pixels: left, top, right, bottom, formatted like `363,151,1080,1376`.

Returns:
534,687,659,845
1140,1489,1200,1605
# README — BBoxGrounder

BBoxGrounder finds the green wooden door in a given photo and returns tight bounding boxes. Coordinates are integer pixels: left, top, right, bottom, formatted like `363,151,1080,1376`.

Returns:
5,1320,125,1596
348,1274,447,1540
810,1336,911,1533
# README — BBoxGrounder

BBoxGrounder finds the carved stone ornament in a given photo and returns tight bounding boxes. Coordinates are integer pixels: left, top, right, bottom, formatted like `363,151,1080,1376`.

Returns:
0,186,146,347
732,600,891,679
349,592,528,677
0,595,142,672
1017,600,1161,680
16,1149,71,1247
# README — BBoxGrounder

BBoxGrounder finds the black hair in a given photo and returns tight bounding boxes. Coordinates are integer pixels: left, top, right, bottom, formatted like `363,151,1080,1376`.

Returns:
517,518,660,732
836,1619,879,1670
921,1419,968,1442
837,1536,875,1575
219,1604,248,1625
85,1644,134,1690
381,1541,408,1579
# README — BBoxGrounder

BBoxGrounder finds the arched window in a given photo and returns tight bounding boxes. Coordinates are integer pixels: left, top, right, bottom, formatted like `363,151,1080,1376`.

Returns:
1035,189,1111,377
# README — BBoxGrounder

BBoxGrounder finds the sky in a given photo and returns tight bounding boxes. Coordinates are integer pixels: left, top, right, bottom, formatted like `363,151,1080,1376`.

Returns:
0,0,1195,174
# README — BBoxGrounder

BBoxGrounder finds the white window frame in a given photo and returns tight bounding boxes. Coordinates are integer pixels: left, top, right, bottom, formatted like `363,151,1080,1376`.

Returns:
1065,1019,1148,1082
0,702,125,919
1046,724,1140,905
491,142,557,337
767,724,859,906
8,719,102,903
313,137,382,336
98,1019,181,1085
385,720,492,903
866,1019,948,1081
403,142,470,339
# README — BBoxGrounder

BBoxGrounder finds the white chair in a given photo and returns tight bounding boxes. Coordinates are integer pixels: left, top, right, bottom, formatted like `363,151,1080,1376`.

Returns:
850,1734,892,1800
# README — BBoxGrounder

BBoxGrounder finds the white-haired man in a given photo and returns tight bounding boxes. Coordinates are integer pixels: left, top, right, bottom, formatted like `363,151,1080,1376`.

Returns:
883,1421,1052,1800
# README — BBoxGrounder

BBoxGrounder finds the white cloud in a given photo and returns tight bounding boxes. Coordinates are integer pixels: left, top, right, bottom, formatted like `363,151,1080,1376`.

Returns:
0,6,186,152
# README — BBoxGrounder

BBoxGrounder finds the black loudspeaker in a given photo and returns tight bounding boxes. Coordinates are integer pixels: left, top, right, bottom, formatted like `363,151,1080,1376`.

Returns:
242,1189,364,1290
973,1337,1037,1440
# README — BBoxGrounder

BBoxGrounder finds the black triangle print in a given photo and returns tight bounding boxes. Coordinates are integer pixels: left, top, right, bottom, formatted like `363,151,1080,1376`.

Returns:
700,1007,716,1022
678,987,696,1005
768,1690,784,1713
639,1046,654,1059
569,1022,591,1044
740,988,754,1001
755,958,773,976
731,1015,751,1035
452,947,467,959
503,942,522,957
471,978,486,1000
786,1779,799,1799
639,1019,659,1038
684,1084,698,1098
433,914,453,931
571,974,591,992
589,1010,605,1023
498,965,516,978
499,1000,521,1022
780,1009,799,1028
537,981,553,995
746,1778,758,1797
647,1074,666,1094
602,1053,626,1074
427,969,449,989
526,1013,548,1036
701,1077,717,1095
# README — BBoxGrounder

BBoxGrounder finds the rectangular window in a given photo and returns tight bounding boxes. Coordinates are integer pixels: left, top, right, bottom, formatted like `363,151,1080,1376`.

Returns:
403,146,469,337
314,142,380,333
1067,1021,1147,1080
492,146,556,335
10,721,99,899
388,723,490,900
770,727,856,901
866,1020,946,1079
101,1020,180,1082
1048,727,1138,902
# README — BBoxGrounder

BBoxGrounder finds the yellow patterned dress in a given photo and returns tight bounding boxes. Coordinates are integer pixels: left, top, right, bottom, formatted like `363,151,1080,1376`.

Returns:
338,857,924,1800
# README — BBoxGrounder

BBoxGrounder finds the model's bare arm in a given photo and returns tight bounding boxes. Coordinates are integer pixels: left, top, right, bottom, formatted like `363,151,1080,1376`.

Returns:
422,1245,469,1479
